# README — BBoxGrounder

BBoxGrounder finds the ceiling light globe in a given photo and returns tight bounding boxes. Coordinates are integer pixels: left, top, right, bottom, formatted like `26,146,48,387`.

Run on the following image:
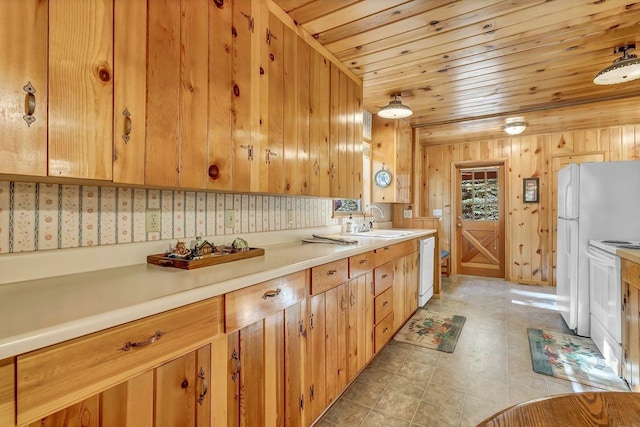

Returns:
377,95,413,119
503,117,527,135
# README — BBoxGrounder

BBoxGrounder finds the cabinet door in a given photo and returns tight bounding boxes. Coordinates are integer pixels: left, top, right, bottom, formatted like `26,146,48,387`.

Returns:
348,273,374,381
297,37,311,196
395,119,413,203
285,302,306,427
155,345,211,427
101,371,153,427
112,0,147,185
267,13,285,194
49,0,113,180
628,283,640,391
306,293,327,425
404,252,419,319
0,358,14,427
393,257,407,332
28,395,100,427
329,64,341,197
309,51,330,197
325,283,348,403
0,0,47,177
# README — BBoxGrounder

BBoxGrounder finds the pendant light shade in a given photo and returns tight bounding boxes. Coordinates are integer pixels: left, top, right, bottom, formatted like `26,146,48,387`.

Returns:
377,94,413,119
594,44,640,85
503,117,527,135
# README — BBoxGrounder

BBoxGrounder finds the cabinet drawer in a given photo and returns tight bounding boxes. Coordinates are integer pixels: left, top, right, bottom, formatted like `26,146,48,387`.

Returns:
349,251,374,278
16,296,224,425
225,270,306,332
373,239,417,268
374,262,394,296
624,260,640,287
374,287,394,324
374,312,394,353
311,259,348,295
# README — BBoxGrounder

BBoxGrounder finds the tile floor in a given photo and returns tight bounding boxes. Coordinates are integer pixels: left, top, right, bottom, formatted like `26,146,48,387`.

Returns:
316,274,607,427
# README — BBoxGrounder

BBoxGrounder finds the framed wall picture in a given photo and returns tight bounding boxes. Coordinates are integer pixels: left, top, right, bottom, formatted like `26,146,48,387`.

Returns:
523,177,539,203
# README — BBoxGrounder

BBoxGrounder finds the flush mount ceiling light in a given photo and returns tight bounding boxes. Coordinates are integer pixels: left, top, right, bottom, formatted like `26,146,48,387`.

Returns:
503,117,528,135
594,43,640,85
377,94,413,119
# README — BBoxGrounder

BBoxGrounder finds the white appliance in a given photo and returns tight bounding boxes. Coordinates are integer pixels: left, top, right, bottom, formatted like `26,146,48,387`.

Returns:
556,161,640,338
419,237,435,306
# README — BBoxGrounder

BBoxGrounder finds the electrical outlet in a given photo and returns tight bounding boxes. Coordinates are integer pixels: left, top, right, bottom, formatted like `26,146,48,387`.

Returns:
287,209,294,226
432,209,443,217
224,210,235,229
145,209,161,233
403,209,412,218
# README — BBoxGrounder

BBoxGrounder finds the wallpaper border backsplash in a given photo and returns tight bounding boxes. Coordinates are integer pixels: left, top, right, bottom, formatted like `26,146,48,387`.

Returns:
0,181,338,254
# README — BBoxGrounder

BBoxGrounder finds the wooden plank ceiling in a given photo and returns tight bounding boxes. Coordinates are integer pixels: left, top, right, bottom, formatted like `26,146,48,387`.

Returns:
273,0,640,143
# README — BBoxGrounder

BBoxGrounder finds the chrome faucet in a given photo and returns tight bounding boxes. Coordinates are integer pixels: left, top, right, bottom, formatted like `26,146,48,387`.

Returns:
360,205,384,232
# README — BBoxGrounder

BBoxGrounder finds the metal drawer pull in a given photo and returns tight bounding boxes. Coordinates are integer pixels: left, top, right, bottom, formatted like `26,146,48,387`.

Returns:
121,330,165,351
383,246,390,251
383,301,389,307
327,269,337,276
23,82,36,127
231,350,241,382
197,367,208,405
341,296,347,311
359,259,367,265
262,288,282,299
382,274,388,279
350,292,356,306
122,108,132,143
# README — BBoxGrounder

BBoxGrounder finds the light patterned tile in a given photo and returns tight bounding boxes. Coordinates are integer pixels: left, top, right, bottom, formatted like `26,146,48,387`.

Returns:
233,194,241,233
196,192,206,238
36,184,59,251
184,191,196,239
99,187,117,245
241,194,249,233
117,188,133,243
160,190,173,240
81,186,99,247
248,194,256,232
216,193,225,235
147,189,160,209
274,197,281,230
60,185,80,249
132,189,146,242
255,195,263,232
173,191,185,239
206,192,216,236
11,182,37,252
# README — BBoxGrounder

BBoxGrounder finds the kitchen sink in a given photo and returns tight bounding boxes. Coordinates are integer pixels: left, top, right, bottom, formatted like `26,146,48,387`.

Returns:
342,230,413,239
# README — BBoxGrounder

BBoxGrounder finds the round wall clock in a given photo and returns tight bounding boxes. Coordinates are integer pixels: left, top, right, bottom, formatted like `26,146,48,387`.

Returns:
374,168,392,188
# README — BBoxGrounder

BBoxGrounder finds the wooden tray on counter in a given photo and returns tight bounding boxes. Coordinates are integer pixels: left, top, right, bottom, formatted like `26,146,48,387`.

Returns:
147,247,265,270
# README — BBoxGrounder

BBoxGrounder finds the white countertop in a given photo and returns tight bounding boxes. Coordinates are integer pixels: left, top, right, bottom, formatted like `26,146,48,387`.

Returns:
0,229,435,359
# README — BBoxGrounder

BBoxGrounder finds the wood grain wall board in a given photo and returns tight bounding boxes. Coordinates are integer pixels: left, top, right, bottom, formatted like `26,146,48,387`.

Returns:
268,13,285,194
297,38,311,195
283,25,299,194
49,0,113,180
100,371,154,427
0,0,48,177
345,78,355,199
208,0,234,191
29,394,100,427
113,0,147,185
146,0,180,187
263,311,285,427
329,63,340,197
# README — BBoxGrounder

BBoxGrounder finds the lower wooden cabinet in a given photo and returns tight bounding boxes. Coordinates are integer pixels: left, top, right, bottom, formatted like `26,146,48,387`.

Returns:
623,259,640,391
347,273,374,380
393,251,419,333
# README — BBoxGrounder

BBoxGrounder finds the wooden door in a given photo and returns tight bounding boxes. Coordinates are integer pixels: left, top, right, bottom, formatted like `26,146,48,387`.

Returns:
155,345,211,427
101,371,153,427
393,257,407,332
49,0,113,180
306,293,326,425
112,0,146,185
0,0,47,177
455,165,505,278
347,273,374,381
550,153,605,284
309,50,331,197
404,252,419,319
324,284,348,404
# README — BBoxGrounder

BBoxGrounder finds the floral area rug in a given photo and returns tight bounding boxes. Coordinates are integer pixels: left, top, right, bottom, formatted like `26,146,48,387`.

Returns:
527,328,629,391
393,310,466,353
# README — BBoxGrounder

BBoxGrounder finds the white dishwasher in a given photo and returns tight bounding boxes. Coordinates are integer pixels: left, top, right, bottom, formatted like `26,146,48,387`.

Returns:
419,237,435,306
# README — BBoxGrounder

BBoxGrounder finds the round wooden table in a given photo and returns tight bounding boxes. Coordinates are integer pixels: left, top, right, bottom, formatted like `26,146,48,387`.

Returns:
478,392,640,426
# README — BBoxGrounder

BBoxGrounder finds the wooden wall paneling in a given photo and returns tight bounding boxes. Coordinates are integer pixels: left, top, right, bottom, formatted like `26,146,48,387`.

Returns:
329,64,340,197
268,13,285,194
49,0,113,180
396,119,412,202
207,0,233,191
297,37,311,196
308,51,331,197
318,56,331,197
264,311,285,427
101,371,154,427
283,25,298,194
146,0,180,187
520,136,533,282
354,85,364,200
345,78,355,199
0,0,48,177
623,125,639,160
255,0,271,193
179,0,209,189
602,128,618,162
231,0,255,192
113,0,146,185
509,137,523,281
338,71,348,197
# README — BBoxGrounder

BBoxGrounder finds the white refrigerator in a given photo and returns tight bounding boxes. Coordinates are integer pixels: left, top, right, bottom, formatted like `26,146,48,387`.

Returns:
557,161,640,336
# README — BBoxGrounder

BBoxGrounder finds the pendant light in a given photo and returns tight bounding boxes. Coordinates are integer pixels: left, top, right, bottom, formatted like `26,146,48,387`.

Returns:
594,44,640,85
377,94,413,119
503,117,527,135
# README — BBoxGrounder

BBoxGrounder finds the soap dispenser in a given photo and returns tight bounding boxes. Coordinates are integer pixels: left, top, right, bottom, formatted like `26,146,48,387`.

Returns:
345,214,354,233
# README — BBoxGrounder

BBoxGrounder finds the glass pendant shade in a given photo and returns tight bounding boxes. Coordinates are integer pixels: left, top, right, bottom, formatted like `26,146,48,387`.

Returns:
377,94,413,119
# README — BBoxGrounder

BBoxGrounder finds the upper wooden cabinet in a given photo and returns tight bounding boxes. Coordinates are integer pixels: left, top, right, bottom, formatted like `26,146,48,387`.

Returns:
371,115,413,203
0,0,48,177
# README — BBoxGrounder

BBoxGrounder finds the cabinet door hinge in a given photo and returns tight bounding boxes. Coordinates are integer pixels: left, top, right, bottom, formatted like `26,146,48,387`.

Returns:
240,11,254,32
299,319,306,337
310,313,315,329
299,395,304,409
240,144,253,160
310,384,315,400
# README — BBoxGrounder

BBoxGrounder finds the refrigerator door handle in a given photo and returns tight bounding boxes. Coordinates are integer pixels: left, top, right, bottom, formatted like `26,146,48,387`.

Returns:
565,184,573,219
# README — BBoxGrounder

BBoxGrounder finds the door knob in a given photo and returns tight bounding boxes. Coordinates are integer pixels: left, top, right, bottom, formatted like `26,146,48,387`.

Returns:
457,223,462,227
